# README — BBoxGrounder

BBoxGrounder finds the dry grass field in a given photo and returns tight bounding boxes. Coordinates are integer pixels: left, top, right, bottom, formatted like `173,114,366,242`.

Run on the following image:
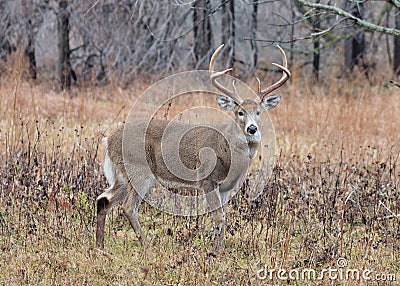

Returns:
0,64,399,285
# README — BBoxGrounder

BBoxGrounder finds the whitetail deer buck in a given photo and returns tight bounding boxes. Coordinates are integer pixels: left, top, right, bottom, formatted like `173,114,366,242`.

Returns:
96,44,290,253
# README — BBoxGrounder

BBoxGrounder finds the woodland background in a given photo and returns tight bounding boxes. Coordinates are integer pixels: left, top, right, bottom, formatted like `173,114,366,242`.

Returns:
1,0,400,87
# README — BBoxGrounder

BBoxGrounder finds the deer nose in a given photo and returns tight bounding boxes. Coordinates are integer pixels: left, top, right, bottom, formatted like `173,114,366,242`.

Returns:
247,124,257,135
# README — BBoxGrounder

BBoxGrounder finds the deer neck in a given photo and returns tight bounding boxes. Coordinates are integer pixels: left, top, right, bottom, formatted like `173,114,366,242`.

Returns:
247,141,259,160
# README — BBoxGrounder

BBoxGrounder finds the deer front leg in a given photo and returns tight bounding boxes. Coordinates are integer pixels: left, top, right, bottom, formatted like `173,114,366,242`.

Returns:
122,186,148,247
204,183,226,255
210,205,226,254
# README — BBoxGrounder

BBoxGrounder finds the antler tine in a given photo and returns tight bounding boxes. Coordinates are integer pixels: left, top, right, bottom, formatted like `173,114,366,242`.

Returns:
209,44,224,73
256,77,261,94
258,45,291,99
209,44,237,99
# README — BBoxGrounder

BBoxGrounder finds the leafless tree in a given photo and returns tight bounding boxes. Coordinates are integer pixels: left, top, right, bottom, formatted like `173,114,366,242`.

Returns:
295,0,400,78
193,0,213,69
0,0,45,78
295,0,400,36
344,0,366,72
57,0,73,90
293,0,323,79
221,0,235,68
249,1,258,74
2,0,400,85
0,0,14,62
394,7,400,75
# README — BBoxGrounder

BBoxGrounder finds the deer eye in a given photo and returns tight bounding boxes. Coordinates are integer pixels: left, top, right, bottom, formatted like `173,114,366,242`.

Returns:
238,111,244,116
256,111,261,115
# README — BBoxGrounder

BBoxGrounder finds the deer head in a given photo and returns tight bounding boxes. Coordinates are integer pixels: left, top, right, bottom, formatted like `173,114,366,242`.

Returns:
209,44,291,144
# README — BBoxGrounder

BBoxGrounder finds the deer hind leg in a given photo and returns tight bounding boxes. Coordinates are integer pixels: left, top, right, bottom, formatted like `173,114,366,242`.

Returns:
96,178,128,249
96,152,128,249
121,178,153,247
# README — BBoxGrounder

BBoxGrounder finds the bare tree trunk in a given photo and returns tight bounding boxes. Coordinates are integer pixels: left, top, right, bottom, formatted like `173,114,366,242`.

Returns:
394,9,400,75
344,1,366,72
295,0,320,80
221,0,235,68
312,2,320,81
0,0,13,62
250,1,257,73
193,0,212,69
290,1,295,65
25,20,37,79
58,0,71,90
21,0,37,79
312,36,320,81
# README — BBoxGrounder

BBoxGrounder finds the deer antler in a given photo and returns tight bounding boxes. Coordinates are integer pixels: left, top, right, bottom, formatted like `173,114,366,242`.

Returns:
257,45,291,100
209,44,240,102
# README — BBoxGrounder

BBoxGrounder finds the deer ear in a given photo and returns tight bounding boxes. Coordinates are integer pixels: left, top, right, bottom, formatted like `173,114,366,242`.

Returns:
217,95,236,111
260,94,281,110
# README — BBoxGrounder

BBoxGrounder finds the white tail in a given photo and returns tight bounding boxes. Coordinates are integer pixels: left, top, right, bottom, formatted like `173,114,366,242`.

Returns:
96,44,291,253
